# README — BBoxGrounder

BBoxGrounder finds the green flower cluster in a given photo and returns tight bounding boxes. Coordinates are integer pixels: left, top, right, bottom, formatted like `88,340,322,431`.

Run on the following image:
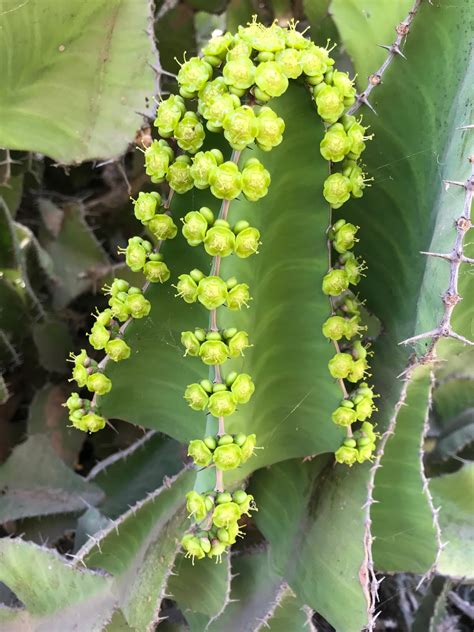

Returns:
182,207,261,257
322,218,378,463
185,372,255,413
182,489,257,562
188,433,257,470
175,270,252,311
335,420,379,466
180,328,251,363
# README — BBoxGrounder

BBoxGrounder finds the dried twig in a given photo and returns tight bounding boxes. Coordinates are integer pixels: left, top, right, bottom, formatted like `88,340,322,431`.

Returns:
348,0,425,116
400,156,474,358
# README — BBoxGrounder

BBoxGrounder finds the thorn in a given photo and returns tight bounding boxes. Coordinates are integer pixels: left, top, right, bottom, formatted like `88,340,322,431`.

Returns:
420,250,453,261
357,93,378,115
457,124,474,130
444,179,466,189
449,331,474,346
462,255,474,264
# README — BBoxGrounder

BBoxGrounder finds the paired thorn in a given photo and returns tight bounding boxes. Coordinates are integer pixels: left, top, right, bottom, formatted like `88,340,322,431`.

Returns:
377,43,407,59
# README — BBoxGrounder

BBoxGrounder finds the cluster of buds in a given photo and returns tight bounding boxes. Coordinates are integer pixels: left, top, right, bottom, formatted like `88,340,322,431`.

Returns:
103,279,151,321
335,421,379,466
182,489,257,562
188,433,257,470
182,207,261,258
175,270,252,311
181,328,251,364
185,371,255,413
322,218,378,462
118,237,171,283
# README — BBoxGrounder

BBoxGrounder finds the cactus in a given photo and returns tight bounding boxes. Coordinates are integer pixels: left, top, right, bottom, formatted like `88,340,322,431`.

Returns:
0,0,473,630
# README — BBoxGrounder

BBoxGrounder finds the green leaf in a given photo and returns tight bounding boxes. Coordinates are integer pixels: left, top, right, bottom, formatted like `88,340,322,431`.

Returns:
433,378,474,427
77,468,194,630
168,554,231,621
251,457,371,632
429,463,474,579
412,576,452,632
0,434,104,522
32,319,73,374
87,431,183,518
331,0,414,89
37,199,109,309
0,539,115,630
0,0,158,164
431,410,474,462
372,366,438,573
102,84,343,475
204,549,312,632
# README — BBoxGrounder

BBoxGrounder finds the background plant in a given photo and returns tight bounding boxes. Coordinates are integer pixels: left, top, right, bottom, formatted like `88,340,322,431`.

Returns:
0,1,473,631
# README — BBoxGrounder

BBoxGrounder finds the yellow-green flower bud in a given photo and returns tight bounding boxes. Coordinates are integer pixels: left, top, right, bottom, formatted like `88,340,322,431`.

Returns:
147,214,177,240
223,105,258,151
87,372,112,395
255,61,288,97
321,315,346,341
144,139,174,183
222,57,256,90
275,48,303,79
133,191,161,223
347,358,368,383
230,373,255,404
241,158,270,201
234,227,261,258
190,150,223,189
177,56,213,94
143,260,170,283
154,94,185,135
328,352,354,379
182,534,206,561
105,339,131,362
175,274,198,304
228,330,251,357
186,491,208,522
335,441,358,466
204,226,236,257
188,439,213,467
174,111,206,154
208,391,237,417
64,392,82,412
197,276,228,309
322,268,349,296
209,161,242,200
255,106,285,151
184,383,209,411
199,340,229,365
88,323,110,350
226,283,251,310
332,406,357,427
126,293,151,319
240,433,257,462
73,411,106,433
167,155,194,194
323,173,352,208
315,84,345,124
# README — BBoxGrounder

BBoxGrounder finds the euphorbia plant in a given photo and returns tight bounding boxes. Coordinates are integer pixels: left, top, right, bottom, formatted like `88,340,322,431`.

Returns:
64,17,379,561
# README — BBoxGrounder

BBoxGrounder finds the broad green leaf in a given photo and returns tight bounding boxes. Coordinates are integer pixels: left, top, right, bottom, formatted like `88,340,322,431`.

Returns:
168,554,231,620
251,457,371,632
429,463,474,579
433,378,474,427
102,84,343,475
78,468,194,630
0,539,115,631
0,0,157,164
372,366,438,573
87,431,184,519
0,434,103,522
412,576,452,632
205,549,307,632
37,199,109,309
331,0,414,89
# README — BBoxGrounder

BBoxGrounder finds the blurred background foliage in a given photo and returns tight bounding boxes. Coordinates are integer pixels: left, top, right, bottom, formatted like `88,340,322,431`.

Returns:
0,0,473,630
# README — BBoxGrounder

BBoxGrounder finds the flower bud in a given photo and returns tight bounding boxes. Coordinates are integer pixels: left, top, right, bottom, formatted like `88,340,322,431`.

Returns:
228,330,251,357
174,111,205,154
182,210,209,245
301,43,329,78
216,492,233,504
322,315,347,341
154,94,185,135
147,213,177,240
222,57,256,90
355,397,375,422
204,226,236,257
332,70,356,100
105,339,131,362
87,372,112,395
74,412,106,433
231,373,255,404
177,56,213,94
64,392,82,412
200,537,212,554
347,358,368,383
274,47,302,79
186,491,208,522
343,253,363,285
333,222,358,253
238,493,256,516
234,227,261,258
212,501,241,527
184,383,209,411
331,406,357,427
361,421,378,443
199,340,229,365
181,331,200,356
240,433,257,462
323,173,352,209
208,540,227,559
213,444,242,471
209,161,242,200
223,105,258,150
188,439,213,467
197,276,228,310
254,60,288,97
232,489,247,505
322,269,349,296
190,151,221,189
208,391,237,417
123,239,147,272
217,434,234,445
144,140,173,182
133,191,161,223
200,379,214,393
143,260,170,284
88,323,110,350
315,85,344,124
167,155,194,194
255,106,285,150
105,279,129,297
126,293,151,319
335,443,358,466
357,441,376,463
182,534,206,561
202,32,234,58
241,158,271,201
320,123,351,163
328,352,354,379
226,283,251,310
175,274,198,304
